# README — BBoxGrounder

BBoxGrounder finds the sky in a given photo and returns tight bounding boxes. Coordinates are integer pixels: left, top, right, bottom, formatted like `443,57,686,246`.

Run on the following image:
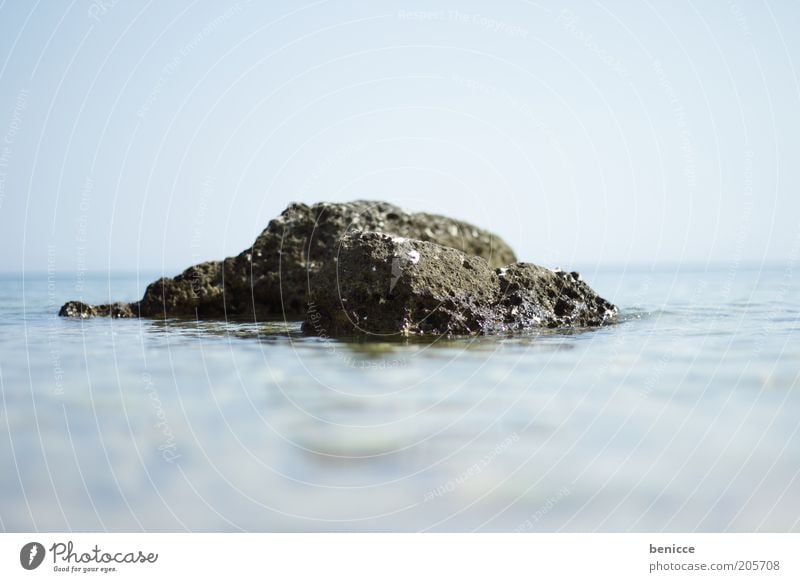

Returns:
0,0,798,275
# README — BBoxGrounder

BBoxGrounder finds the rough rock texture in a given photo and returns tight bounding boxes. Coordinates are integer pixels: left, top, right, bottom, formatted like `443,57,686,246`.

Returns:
58,301,136,319
137,261,225,317
303,232,617,336
495,264,616,329
58,200,517,320
220,200,516,317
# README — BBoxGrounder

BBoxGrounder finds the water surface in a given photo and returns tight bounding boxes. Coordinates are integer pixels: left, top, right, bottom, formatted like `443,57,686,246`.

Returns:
1,266,798,531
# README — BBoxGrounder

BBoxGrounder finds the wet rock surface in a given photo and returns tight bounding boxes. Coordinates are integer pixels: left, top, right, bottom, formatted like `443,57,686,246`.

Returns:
58,301,136,319
304,232,617,336
58,200,518,321
221,200,516,318
137,261,226,318
495,264,617,330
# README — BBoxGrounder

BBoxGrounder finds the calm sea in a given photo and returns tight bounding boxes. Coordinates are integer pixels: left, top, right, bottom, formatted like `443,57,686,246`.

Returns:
1,266,798,532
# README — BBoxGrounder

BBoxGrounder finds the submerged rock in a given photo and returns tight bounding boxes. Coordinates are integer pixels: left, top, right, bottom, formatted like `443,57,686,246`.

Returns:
303,232,617,336
58,200,517,320
58,301,136,319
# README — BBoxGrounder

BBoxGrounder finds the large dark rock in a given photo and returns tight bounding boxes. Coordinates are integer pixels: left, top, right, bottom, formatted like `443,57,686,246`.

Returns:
221,200,516,318
58,200,517,320
303,232,617,336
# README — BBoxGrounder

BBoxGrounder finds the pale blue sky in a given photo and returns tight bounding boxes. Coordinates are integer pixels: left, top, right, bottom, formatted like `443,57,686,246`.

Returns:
1,0,798,275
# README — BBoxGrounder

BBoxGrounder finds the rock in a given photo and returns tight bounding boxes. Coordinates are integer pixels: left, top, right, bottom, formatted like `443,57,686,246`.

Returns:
303,232,617,336
137,261,225,318
58,200,517,320
496,264,617,329
58,301,136,319
305,232,503,336
220,200,516,317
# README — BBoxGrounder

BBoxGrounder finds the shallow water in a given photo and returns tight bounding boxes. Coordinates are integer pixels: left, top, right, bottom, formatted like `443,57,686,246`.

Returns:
1,266,798,532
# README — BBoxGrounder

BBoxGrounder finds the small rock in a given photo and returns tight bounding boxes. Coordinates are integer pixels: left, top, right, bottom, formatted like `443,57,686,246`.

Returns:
58,301,97,319
58,301,136,319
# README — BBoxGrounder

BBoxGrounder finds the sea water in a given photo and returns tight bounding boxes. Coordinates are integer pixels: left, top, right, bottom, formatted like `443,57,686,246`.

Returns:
0,266,798,531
